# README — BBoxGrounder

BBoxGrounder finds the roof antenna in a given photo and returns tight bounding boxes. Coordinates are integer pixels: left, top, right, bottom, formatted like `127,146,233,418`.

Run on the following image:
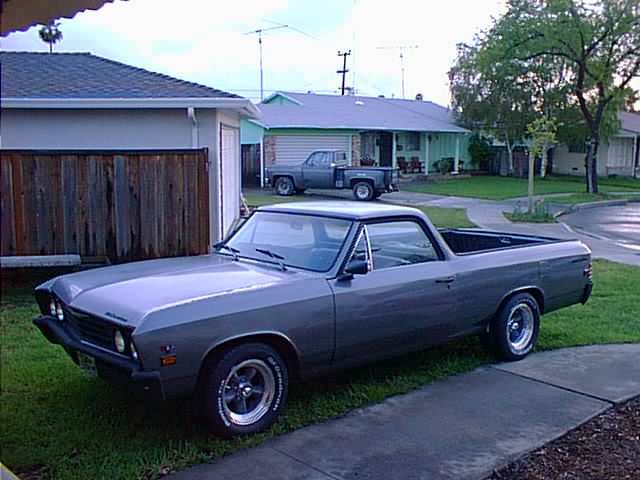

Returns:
376,45,419,99
245,24,289,102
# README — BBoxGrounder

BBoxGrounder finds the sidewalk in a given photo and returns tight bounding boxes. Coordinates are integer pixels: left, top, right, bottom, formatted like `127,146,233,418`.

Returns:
169,344,640,480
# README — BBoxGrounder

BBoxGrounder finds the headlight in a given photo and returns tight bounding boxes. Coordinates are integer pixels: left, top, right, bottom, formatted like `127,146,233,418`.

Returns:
55,302,65,321
49,299,57,316
114,330,126,353
130,340,139,361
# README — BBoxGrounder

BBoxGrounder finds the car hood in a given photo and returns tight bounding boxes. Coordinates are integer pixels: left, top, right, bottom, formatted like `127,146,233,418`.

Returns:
43,255,300,327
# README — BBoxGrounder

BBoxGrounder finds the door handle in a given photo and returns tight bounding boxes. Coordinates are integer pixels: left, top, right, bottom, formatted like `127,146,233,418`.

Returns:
435,276,455,284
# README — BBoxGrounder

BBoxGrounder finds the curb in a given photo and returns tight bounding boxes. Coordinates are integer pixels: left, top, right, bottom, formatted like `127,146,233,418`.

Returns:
551,198,638,219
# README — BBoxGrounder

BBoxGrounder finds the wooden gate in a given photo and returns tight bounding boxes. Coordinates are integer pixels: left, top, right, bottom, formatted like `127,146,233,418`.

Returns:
1,150,210,263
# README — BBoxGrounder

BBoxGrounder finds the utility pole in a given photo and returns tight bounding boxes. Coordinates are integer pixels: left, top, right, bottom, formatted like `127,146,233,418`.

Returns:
246,24,289,101
376,45,419,99
337,50,351,95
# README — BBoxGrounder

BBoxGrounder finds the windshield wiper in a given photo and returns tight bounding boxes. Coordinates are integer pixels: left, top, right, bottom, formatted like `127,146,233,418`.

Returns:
255,248,287,271
214,243,240,261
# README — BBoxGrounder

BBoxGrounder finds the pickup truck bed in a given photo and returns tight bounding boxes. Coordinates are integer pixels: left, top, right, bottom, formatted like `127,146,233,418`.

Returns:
439,229,556,255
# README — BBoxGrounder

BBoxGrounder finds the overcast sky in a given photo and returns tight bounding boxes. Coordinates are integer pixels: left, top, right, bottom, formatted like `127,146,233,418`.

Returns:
2,0,509,105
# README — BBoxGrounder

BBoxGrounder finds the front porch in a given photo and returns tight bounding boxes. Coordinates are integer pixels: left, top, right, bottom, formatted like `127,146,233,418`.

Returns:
356,131,469,174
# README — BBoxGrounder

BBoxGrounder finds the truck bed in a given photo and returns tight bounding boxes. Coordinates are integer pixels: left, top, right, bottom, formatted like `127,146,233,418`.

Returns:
438,229,560,255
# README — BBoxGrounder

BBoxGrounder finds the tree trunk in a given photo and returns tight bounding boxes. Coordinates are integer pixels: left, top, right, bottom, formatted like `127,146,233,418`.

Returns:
528,151,535,213
584,137,600,194
539,147,548,178
505,131,514,176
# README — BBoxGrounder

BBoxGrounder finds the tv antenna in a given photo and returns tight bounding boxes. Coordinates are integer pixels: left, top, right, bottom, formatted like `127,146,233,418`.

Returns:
246,24,289,101
376,45,419,99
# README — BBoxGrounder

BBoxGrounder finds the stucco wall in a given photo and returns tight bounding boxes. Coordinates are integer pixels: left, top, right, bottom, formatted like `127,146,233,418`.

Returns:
552,143,608,177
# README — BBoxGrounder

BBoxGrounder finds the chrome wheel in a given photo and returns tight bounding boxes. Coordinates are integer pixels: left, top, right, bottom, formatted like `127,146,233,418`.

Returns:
353,181,373,201
221,359,275,426
506,303,535,354
275,178,294,196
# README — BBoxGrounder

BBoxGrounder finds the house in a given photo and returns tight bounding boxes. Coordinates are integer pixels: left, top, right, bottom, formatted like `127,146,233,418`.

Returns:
1,51,259,263
552,111,640,178
240,92,470,187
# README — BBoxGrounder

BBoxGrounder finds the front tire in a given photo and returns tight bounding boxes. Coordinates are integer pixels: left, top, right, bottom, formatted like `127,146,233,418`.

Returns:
201,343,288,438
352,181,374,201
486,293,540,361
274,177,295,196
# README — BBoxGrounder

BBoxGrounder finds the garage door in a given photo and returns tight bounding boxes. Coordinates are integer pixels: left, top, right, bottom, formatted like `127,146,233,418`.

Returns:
220,125,240,238
274,135,351,165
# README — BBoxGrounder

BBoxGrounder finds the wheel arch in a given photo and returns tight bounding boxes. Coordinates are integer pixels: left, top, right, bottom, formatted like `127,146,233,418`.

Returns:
496,286,545,319
273,175,297,188
349,177,375,189
197,332,302,390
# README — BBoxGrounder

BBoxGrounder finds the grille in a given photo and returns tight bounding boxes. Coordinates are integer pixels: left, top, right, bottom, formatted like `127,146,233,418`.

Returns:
66,308,115,350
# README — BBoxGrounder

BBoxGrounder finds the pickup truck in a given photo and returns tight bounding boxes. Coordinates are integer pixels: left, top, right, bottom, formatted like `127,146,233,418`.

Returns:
265,150,399,200
33,202,592,438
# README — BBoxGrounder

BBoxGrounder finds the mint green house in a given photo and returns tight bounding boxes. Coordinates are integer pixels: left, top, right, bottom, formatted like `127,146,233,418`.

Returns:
241,91,470,186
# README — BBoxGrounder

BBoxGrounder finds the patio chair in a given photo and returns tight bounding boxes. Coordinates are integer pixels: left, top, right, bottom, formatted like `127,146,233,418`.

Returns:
410,157,424,173
397,157,410,173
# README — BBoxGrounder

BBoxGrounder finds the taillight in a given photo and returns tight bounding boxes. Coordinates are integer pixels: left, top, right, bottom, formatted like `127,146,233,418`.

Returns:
584,263,593,279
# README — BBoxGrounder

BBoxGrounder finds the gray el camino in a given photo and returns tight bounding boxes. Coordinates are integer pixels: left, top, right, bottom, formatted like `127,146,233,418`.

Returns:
34,202,593,437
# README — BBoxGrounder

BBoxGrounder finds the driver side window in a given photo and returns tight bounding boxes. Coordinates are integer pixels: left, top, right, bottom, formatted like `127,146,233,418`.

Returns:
367,221,439,269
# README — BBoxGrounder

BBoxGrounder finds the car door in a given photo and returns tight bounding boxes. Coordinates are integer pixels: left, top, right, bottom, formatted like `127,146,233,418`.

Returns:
302,152,334,188
330,220,457,368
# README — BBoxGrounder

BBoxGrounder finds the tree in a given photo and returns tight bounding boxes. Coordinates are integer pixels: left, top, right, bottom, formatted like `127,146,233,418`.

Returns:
39,22,63,53
527,117,560,178
489,0,640,193
449,42,536,175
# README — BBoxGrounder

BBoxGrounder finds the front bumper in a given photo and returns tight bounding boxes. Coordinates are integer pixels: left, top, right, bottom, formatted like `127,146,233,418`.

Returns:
33,315,164,399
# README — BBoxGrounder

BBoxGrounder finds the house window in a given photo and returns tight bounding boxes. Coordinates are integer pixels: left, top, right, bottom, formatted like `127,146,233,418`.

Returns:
405,133,420,151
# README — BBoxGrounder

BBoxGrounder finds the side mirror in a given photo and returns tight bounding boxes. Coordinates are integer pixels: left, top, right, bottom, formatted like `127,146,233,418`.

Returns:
337,259,369,281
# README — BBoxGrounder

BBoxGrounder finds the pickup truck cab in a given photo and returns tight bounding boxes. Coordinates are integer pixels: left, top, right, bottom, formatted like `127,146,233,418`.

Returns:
265,150,399,200
33,202,592,438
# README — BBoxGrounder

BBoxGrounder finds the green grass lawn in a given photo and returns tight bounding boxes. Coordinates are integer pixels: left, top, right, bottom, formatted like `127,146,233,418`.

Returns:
1,259,638,479
243,193,475,229
404,175,640,200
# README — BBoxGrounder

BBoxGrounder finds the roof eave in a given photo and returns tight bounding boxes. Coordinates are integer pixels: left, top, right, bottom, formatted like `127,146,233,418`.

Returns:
263,124,469,133
1,97,261,118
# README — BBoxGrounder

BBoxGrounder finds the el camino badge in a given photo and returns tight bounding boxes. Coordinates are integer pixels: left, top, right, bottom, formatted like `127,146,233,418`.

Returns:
77,352,98,377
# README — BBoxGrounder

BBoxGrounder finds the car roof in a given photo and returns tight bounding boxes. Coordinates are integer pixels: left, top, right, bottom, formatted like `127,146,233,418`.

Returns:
257,201,423,220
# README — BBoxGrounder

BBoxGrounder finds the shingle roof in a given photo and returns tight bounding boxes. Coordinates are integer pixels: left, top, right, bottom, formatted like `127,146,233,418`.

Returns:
0,52,239,99
619,111,640,134
260,91,468,133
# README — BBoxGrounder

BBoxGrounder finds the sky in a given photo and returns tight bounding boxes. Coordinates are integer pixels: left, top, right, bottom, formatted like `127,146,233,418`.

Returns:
0,0,509,105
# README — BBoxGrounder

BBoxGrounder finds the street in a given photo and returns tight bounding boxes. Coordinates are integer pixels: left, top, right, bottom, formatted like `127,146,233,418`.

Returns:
562,204,640,252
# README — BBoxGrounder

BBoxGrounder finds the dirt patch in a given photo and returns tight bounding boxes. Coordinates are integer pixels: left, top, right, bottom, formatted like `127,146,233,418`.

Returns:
487,396,640,479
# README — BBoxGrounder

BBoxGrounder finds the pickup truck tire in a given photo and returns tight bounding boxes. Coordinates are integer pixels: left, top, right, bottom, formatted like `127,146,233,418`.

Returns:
487,293,540,361
352,181,374,201
274,177,295,196
201,343,288,438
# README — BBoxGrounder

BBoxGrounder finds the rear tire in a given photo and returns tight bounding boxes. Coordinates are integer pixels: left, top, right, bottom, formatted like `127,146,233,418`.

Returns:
486,293,540,361
352,181,374,201
200,343,288,438
274,177,295,196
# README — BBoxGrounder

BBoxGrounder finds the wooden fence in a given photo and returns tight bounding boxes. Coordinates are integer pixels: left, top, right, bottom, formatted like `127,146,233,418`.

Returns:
1,150,210,263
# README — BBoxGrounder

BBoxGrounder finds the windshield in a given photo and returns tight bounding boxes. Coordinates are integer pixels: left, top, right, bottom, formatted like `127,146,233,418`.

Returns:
225,212,352,272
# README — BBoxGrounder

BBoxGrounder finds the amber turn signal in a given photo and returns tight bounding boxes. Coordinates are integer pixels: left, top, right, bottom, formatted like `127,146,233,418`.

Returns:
161,354,177,366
